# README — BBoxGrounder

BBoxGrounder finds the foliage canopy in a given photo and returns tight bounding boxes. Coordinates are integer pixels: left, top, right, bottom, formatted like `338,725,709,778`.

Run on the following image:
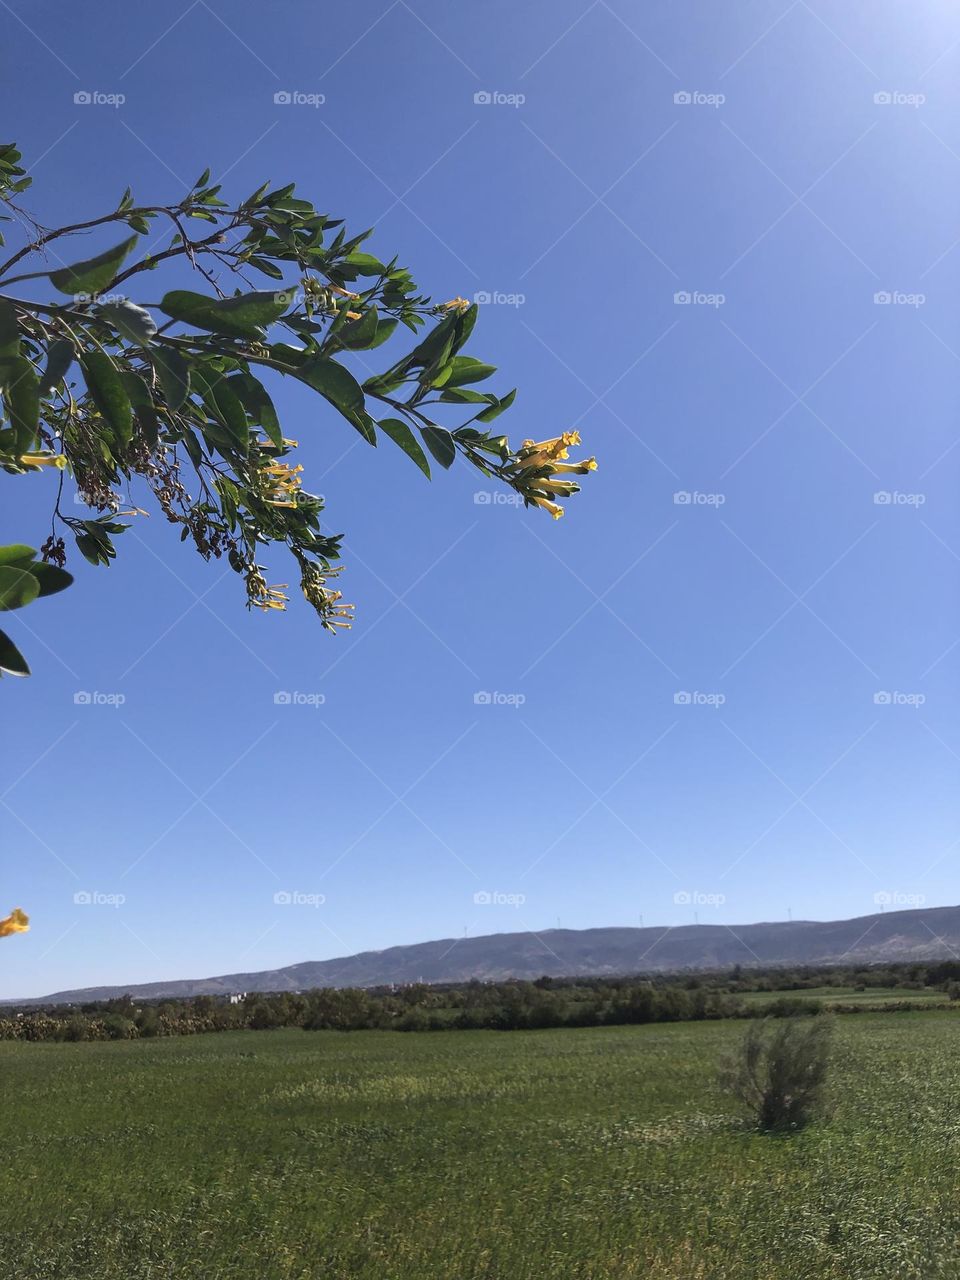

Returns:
0,142,596,675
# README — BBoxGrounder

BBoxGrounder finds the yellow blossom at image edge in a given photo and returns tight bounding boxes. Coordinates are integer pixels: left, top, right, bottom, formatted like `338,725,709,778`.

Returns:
0,908,29,937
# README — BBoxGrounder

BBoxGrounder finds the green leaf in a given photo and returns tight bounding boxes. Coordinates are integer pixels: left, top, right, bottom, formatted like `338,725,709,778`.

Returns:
80,352,133,449
121,371,159,449
152,348,190,410
420,425,456,469
294,357,374,444
191,367,249,451
438,387,495,404
39,338,75,395
0,298,19,359
406,313,457,371
0,355,40,452
368,318,398,350
0,565,40,611
247,257,285,280
27,562,73,598
379,418,431,479
159,288,293,339
229,373,281,447
179,429,204,470
343,251,385,275
444,356,497,387
48,235,139,297
339,306,379,350
74,532,105,566
98,299,157,345
0,628,29,677
452,303,479,352
0,544,36,568
476,388,516,423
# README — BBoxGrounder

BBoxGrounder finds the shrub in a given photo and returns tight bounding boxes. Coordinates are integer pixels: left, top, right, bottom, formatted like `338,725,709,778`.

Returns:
723,1016,833,1133
762,995,823,1018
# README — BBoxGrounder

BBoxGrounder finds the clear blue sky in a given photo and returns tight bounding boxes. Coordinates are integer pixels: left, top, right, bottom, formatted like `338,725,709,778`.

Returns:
2,1,960,997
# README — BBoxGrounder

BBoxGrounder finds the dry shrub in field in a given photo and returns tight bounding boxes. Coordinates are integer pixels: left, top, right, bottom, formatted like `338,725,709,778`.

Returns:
722,1016,833,1133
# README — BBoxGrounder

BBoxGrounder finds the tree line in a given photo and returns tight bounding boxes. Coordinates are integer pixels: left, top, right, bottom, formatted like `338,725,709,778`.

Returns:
1,960,956,1042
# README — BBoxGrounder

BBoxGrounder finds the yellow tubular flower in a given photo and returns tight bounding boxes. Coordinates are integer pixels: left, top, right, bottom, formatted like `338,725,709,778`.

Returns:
535,479,580,497
521,431,581,454
517,432,585,469
533,497,564,520
19,453,66,470
0,908,29,937
548,458,597,474
439,296,470,313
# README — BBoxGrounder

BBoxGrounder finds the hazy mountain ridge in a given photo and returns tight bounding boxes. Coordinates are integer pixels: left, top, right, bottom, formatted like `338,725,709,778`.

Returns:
20,903,960,1004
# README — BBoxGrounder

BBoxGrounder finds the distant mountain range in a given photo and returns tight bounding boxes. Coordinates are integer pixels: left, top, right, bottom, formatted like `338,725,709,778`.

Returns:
15,902,960,1005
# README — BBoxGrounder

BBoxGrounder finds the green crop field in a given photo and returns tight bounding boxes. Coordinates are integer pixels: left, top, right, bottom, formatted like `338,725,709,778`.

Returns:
739,985,947,1007
6,1014,960,1279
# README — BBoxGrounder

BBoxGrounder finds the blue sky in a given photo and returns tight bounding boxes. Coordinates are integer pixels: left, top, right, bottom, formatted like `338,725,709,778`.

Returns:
2,1,960,997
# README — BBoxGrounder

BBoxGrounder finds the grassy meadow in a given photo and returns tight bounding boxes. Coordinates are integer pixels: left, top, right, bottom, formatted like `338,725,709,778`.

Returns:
740,985,948,1008
6,1014,960,1279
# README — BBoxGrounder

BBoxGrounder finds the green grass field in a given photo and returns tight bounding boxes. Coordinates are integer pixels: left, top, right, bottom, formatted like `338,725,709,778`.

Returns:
6,1014,960,1279
740,985,947,1007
